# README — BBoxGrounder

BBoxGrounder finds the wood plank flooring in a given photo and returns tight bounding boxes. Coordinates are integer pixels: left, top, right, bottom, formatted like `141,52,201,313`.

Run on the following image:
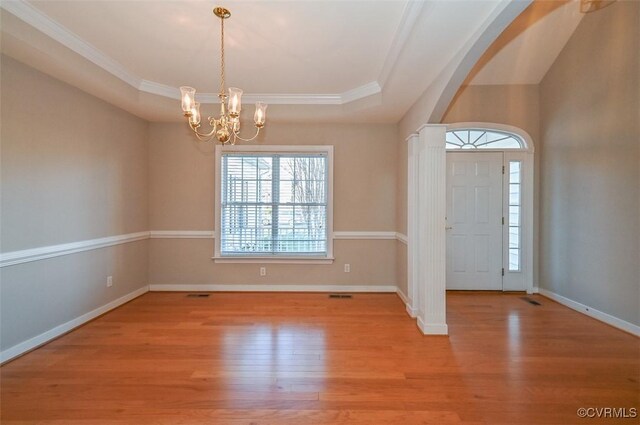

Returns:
1,292,638,424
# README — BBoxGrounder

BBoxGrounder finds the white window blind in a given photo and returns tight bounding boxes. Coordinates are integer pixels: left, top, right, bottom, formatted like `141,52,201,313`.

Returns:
508,160,522,271
220,152,328,256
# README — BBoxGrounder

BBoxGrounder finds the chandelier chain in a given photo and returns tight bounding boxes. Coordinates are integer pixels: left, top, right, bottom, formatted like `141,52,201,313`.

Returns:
220,16,225,96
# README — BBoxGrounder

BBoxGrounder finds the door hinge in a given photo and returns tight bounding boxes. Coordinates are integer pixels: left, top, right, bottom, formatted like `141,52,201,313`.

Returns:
502,216,505,225
502,268,505,276
502,165,505,174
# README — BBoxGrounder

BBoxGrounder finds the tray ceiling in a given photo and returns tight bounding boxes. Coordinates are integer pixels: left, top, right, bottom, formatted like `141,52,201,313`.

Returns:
0,1,575,122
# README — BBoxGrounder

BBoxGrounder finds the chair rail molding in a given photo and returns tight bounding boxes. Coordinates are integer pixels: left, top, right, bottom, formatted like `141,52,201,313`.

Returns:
1,230,408,268
0,232,149,268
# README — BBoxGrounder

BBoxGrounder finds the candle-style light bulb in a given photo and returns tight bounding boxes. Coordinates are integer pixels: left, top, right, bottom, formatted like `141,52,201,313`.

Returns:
189,102,201,126
180,86,196,114
254,102,267,128
228,87,243,117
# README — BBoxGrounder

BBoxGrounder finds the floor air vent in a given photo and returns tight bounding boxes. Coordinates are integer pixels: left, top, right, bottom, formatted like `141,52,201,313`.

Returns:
187,293,210,298
329,294,352,299
521,297,541,306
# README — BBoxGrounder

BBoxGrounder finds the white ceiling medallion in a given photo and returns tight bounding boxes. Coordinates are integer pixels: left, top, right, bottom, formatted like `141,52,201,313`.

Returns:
0,0,424,106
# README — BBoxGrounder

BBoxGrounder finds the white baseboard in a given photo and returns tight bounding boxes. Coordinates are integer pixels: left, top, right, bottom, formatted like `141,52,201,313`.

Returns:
396,288,417,318
149,284,398,293
417,317,448,335
396,288,409,304
538,288,640,337
0,285,149,364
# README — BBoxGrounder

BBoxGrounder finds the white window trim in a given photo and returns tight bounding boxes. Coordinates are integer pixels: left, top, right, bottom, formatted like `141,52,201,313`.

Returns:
445,122,535,153
213,144,334,264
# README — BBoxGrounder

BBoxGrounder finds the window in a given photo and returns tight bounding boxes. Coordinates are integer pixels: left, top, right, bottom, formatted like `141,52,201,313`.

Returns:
446,129,524,150
215,146,333,261
508,160,522,271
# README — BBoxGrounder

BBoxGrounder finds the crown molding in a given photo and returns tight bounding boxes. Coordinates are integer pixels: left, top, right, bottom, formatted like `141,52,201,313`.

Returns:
0,0,142,89
1,0,419,107
341,81,382,104
138,80,375,105
138,79,180,99
378,0,426,87
195,91,344,105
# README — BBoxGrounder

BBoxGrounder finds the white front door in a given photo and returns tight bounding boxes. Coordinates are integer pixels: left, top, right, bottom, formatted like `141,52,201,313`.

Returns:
446,152,503,290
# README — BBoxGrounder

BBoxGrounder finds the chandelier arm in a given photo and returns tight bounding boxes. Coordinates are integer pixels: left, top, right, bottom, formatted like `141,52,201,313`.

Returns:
190,120,218,140
231,127,262,143
193,132,216,142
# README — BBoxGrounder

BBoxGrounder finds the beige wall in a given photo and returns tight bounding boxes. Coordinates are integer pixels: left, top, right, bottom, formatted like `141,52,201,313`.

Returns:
148,122,400,287
1,57,149,250
0,56,149,350
442,84,540,143
149,239,396,286
539,1,639,325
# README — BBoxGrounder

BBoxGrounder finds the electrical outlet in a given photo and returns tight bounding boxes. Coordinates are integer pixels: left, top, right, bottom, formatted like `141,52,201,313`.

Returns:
106,276,113,287
344,264,350,273
260,267,266,276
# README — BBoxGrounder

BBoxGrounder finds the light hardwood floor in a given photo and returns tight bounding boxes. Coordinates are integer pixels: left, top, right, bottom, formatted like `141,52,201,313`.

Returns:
1,292,638,424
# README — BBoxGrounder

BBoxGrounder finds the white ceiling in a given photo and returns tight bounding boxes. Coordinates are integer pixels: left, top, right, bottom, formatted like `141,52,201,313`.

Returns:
28,0,406,95
0,0,583,123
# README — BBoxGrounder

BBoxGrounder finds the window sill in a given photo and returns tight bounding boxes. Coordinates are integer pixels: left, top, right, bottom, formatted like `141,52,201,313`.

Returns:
212,256,334,264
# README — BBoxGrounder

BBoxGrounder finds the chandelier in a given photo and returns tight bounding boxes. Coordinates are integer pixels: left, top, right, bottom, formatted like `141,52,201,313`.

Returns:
180,7,267,144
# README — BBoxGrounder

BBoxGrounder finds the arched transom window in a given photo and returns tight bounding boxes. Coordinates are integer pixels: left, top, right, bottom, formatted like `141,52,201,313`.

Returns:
446,129,524,150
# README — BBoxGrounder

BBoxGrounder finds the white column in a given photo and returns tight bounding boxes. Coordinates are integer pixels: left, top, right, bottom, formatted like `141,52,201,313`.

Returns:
406,133,419,318
416,124,448,335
